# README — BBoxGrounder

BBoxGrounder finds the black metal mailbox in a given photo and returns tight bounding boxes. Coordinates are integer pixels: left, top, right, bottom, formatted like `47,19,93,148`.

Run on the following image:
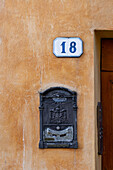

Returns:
39,87,78,149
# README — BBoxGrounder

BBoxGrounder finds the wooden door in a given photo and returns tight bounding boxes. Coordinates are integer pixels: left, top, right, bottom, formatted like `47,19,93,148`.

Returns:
101,39,113,170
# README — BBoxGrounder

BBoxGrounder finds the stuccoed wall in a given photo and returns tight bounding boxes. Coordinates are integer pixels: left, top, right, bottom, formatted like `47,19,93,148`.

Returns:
0,0,113,169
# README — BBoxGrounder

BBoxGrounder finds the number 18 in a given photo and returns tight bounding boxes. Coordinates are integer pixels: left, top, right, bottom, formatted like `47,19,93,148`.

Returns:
61,41,76,53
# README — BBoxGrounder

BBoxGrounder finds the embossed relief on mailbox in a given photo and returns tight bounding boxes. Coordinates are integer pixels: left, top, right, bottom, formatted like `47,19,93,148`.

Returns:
39,87,78,148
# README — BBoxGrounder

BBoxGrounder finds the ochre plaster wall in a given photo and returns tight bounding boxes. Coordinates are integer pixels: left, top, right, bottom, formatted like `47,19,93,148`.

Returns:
0,0,113,170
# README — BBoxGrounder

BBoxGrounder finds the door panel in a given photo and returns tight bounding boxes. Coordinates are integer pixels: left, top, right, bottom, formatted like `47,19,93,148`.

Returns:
101,39,113,170
102,72,113,170
102,39,113,71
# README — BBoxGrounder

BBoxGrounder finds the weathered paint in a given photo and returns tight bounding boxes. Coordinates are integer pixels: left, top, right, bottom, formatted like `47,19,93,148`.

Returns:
0,0,113,169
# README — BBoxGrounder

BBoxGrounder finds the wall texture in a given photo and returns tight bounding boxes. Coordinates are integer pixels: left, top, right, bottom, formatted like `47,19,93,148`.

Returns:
0,0,113,169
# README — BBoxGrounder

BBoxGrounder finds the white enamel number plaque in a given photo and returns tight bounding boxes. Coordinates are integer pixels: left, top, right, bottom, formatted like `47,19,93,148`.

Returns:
53,37,83,57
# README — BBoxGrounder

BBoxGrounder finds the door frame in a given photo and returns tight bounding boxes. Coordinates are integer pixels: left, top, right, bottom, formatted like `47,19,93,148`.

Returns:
94,31,113,170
